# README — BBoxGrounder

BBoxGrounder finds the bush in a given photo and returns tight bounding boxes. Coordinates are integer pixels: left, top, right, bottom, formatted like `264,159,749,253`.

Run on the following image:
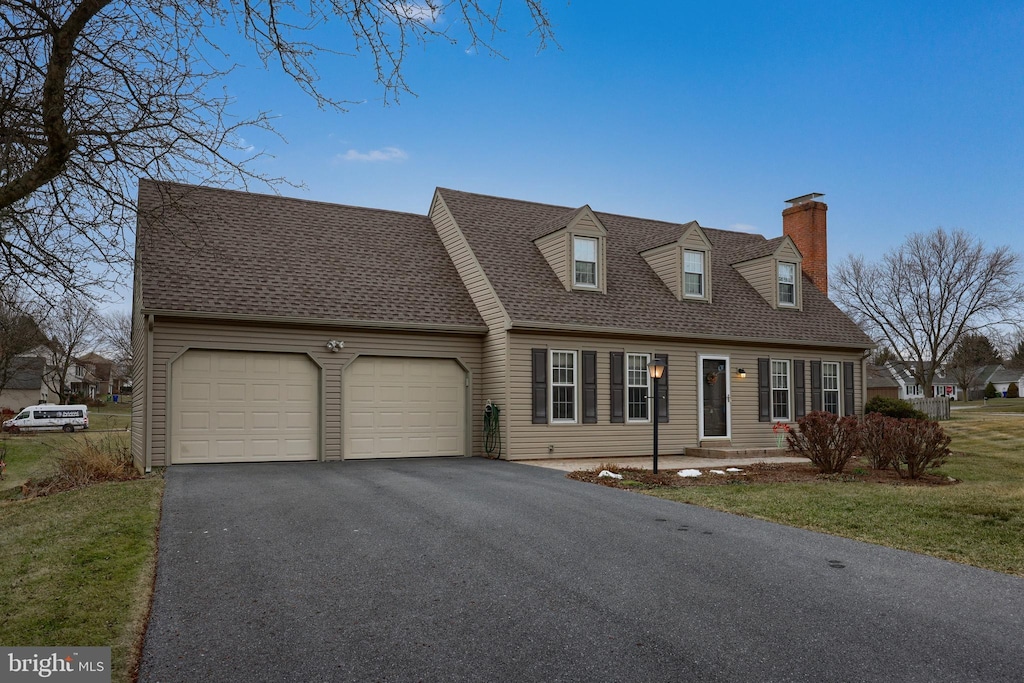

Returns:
984,382,998,399
85,397,106,408
860,412,899,470
21,434,140,498
888,419,952,479
865,396,928,420
787,411,861,474
1008,382,1019,399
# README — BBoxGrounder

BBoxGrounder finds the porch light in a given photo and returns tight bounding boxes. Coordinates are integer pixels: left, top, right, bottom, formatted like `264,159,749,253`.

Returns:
737,368,746,379
647,359,667,473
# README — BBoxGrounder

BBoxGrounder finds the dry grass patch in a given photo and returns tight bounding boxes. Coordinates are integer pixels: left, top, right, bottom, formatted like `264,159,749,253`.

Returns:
21,433,140,498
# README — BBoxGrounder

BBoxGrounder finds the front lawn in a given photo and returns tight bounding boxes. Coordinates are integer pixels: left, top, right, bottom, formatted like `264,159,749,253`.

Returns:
0,433,163,683
955,397,1024,413
642,412,1024,576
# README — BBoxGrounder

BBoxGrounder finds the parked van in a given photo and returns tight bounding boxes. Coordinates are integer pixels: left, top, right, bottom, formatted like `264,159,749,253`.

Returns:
3,404,89,433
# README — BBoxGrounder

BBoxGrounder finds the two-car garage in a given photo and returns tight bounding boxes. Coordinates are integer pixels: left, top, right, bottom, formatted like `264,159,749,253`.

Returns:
168,350,467,464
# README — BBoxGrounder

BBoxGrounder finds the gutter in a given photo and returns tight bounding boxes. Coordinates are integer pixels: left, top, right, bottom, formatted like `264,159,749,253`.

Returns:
508,319,877,351
139,309,489,335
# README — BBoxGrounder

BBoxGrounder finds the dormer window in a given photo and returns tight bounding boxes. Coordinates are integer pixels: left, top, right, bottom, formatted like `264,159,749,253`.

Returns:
574,237,598,288
778,262,796,306
683,250,705,298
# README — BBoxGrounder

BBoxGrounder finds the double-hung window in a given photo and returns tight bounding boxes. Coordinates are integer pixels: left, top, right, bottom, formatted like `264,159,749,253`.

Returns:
771,359,791,420
683,250,705,298
822,362,840,414
574,237,598,288
550,350,577,423
778,262,796,306
626,353,650,422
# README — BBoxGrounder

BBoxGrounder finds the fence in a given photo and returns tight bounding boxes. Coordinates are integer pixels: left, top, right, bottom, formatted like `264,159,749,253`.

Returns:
910,397,950,421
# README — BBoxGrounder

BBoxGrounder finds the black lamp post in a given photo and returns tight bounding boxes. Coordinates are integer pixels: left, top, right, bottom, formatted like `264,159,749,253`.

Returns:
647,358,667,474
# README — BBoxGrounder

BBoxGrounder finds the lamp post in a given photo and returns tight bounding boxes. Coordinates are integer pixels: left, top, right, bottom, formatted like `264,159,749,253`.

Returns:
647,358,667,474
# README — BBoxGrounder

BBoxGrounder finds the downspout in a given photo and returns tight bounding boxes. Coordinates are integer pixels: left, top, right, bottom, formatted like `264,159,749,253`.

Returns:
145,314,154,473
861,349,870,416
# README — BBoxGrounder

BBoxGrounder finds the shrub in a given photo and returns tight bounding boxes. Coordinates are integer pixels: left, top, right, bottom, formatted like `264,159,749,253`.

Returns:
860,412,898,470
85,397,106,408
21,434,140,498
1008,382,1019,399
984,382,998,399
864,396,928,420
889,419,952,479
787,411,861,474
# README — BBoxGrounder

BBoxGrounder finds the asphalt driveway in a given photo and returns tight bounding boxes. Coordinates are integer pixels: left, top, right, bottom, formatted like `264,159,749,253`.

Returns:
139,459,1024,682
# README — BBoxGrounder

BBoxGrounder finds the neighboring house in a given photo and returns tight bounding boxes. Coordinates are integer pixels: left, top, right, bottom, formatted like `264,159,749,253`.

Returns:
0,357,49,411
887,361,958,400
131,181,873,471
77,351,131,396
866,364,900,401
987,366,1024,397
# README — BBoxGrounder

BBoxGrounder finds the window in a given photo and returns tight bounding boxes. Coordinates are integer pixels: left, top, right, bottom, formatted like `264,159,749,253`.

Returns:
626,353,650,422
574,237,598,288
778,262,796,306
683,250,705,298
74,365,85,378
550,350,577,423
771,360,790,420
907,384,921,397
822,362,840,414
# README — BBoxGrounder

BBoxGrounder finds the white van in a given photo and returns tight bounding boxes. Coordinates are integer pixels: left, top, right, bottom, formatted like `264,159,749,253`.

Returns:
3,404,90,433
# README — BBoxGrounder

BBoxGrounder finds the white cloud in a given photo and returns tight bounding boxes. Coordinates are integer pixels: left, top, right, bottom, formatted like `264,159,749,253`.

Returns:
729,223,759,234
338,146,409,163
394,3,440,22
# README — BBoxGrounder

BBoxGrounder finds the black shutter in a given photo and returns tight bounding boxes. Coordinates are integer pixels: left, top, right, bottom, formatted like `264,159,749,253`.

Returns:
610,352,624,423
843,361,855,416
582,351,597,424
531,348,547,424
810,360,822,412
758,357,771,422
655,353,669,423
793,359,805,418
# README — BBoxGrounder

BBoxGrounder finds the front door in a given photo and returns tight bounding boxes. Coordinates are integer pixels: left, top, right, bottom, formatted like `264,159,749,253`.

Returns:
700,356,730,439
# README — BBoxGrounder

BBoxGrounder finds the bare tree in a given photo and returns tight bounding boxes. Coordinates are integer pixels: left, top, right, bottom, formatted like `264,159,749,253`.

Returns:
1,1,556,294
946,333,1001,400
0,289,46,395
41,295,99,404
833,228,1024,390
100,309,132,374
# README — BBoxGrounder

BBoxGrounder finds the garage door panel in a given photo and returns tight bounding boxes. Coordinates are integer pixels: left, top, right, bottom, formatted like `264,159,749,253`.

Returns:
344,357,465,459
171,350,318,464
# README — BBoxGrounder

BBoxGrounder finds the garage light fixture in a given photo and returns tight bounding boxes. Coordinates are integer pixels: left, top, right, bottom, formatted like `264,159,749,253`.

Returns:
326,340,344,352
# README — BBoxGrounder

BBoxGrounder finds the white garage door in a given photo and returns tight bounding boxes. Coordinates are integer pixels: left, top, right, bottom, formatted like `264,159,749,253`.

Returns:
344,357,466,459
170,350,319,464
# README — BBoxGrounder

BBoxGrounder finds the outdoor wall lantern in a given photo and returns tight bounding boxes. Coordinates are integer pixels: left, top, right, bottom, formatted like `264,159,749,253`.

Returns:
647,359,667,474
736,368,747,379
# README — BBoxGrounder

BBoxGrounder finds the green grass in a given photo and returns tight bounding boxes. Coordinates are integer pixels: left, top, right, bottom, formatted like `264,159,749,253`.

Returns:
0,432,163,683
955,397,1024,413
645,412,1024,576
89,400,132,430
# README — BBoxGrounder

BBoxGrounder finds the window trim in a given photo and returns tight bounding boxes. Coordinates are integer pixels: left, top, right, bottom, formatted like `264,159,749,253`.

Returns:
683,249,706,299
549,349,578,424
777,261,797,307
822,361,841,415
771,359,791,421
625,352,651,423
573,236,599,289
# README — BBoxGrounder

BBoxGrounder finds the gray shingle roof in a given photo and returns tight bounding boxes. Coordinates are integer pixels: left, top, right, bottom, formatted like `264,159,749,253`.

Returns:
6,357,43,390
989,366,1023,384
437,188,873,347
136,181,485,329
867,364,900,388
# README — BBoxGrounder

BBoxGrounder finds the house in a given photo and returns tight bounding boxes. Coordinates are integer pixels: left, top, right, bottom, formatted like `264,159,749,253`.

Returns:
131,181,874,470
77,351,131,397
987,366,1023,397
886,361,958,400
866,364,900,401
0,357,49,411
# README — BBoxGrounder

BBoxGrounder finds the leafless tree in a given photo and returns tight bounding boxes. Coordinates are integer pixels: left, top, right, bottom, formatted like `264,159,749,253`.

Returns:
833,228,1024,390
41,294,99,404
1,1,555,295
100,309,132,374
946,333,1001,399
0,289,46,395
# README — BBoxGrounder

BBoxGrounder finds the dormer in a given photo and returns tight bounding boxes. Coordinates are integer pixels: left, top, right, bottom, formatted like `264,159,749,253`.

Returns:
532,206,608,293
638,221,714,302
732,235,804,310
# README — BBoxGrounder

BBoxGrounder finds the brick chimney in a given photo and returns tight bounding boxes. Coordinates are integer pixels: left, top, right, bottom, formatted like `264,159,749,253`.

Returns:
782,193,828,296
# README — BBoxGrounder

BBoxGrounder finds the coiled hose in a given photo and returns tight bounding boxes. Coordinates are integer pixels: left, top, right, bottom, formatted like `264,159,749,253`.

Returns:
483,402,502,459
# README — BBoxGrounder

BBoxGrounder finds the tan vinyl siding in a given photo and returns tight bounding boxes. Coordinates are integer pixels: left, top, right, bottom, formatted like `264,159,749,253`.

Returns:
506,332,864,459
775,241,801,262
680,227,712,251
642,246,680,299
733,256,775,307
535,231,570,290
130,275,147,471
481,331,510,456
430,193,509,329
0,389,42,412
146,318,483,467
572,214,603,234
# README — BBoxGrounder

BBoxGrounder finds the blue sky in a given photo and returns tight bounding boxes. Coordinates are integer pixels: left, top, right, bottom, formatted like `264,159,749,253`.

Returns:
113,1,1024,309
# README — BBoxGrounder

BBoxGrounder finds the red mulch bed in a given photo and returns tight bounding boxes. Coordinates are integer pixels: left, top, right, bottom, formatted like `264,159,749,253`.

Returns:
567,458,958,490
